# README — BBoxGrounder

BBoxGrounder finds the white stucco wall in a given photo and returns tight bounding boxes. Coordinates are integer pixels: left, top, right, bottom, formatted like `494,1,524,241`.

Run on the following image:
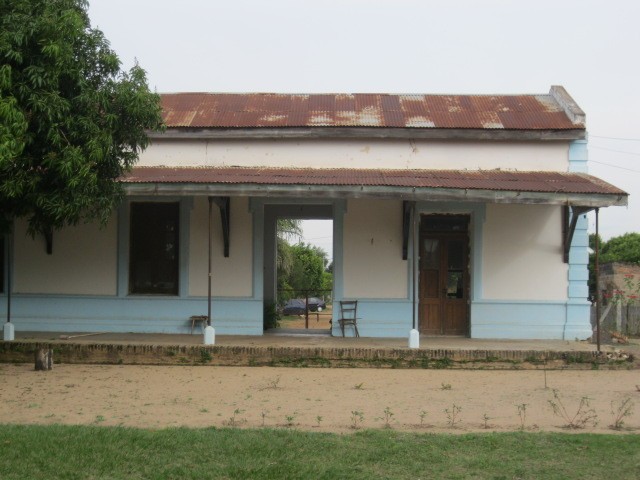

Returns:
343,199,407,299
482,204,567,300
140,138,569,172
13,216,118,295
188,196,253,297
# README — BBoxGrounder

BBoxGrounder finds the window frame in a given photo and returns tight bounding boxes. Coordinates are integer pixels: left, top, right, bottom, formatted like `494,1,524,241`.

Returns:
128,201,181,296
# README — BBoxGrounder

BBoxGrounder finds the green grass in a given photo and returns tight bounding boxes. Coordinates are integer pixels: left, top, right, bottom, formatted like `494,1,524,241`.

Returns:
0,425,639,479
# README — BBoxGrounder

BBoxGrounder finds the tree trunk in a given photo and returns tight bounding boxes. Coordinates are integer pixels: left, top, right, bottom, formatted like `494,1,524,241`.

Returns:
34,348,53,371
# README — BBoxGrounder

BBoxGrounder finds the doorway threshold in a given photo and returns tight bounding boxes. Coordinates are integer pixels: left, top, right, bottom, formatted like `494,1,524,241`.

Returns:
266,328,332,337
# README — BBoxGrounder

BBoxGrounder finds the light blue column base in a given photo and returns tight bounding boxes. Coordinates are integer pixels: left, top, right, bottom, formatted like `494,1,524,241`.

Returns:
3,322,14,341
204,325,215,344
564,301,593,341
409,329,420,348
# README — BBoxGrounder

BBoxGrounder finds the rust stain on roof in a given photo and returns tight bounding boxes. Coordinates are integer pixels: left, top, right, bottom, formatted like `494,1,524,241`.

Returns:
122,167,624,196
159,90,584,130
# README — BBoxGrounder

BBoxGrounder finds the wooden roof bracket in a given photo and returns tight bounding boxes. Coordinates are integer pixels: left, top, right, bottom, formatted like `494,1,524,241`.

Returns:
402,201,412,260
211,196,231,257
563,205,593,263
43,228,53,255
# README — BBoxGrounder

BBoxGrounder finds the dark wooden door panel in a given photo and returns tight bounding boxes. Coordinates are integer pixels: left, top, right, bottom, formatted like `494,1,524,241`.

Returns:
418,217,470,336
419,303,441,334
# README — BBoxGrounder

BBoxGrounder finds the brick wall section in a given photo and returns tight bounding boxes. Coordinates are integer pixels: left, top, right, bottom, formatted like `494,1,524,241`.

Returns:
0,342,635,370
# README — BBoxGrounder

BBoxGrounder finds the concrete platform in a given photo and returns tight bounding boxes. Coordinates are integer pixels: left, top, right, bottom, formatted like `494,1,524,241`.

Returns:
1,330,637,370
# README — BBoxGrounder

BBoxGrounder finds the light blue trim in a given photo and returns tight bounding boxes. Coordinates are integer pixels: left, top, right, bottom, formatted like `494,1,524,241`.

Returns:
331,202,345,336
116,202,128,297
569,139,588,173
1,233,7,297
3,294,263,335
565,208,591,339
178,199,192,298
252,201,264,301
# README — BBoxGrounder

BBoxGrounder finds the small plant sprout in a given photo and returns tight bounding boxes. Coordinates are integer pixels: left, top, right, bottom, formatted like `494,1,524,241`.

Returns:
419,410,428,427
316,415,323,427
353,383,364,390
610,397,634,430
260,409,269,427
226,408,244,427
350,410,364,429
285,413,296,427
261,375,282,390
516,404,528,430
440,382,452,391
482,413,491,429
547,389,598,429
445,404,462,428
382,407,394,428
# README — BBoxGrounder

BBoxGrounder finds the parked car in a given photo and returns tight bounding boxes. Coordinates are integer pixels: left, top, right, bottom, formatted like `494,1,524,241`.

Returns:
282,298,327,315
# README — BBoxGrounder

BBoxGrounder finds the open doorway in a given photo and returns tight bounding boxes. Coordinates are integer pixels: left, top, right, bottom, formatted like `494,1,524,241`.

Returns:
263,206,333,333
275,219,333,332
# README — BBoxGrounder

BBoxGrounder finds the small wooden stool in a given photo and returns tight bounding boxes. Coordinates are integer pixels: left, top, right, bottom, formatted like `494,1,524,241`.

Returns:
189,315,208,334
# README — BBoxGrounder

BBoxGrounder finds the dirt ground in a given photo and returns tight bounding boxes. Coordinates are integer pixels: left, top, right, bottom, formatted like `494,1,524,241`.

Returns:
1,364,639,434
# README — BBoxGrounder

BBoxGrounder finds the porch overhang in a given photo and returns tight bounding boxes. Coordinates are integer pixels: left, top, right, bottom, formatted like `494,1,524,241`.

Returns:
122,167,627,209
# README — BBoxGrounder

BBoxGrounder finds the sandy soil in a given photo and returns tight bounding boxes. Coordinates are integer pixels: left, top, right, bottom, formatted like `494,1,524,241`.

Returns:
1,364,638,434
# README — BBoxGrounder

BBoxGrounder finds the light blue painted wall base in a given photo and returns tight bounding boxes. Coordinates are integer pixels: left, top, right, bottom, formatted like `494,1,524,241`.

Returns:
472,301,569,339
331,299,413,338
1,296,264,336
565,300,593,340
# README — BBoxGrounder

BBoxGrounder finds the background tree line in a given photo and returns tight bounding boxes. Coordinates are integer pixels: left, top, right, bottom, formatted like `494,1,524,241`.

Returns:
277,219,332,303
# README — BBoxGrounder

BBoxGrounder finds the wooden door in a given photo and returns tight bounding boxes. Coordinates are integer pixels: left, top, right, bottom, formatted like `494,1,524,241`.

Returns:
418,222,469,335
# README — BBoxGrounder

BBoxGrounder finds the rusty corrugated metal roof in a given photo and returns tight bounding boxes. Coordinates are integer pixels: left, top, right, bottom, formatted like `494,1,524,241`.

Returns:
122,167,624,196
160,89,584,130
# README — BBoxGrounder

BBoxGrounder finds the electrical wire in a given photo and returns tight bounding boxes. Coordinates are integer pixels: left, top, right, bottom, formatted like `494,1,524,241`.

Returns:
589,145,640,156
590,160,640,173
590,134,640,142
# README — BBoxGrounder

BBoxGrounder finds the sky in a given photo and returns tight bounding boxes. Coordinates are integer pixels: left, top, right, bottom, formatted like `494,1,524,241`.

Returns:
88,0,640,258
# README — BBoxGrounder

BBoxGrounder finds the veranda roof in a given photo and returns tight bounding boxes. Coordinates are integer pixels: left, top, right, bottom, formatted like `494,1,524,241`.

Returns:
122,167,627,208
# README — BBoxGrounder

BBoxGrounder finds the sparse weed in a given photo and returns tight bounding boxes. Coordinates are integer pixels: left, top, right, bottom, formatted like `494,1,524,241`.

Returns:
440,383,452,391
516,404,528,430
285,413,296,427
548,389,598,429
350,410,364,429
610,397,634,430
261,375,282,390
226,408,245,427
316,415,323,427
382,407,394,428
482,413,491,429
261,410,269,427
353,383,364,390
94,415,105,423
199,408,209,413
419,410,428,427
445,404,462,428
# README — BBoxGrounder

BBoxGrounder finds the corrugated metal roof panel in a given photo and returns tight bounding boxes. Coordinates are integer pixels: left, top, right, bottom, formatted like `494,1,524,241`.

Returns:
159,89,585,130
122,167,624,196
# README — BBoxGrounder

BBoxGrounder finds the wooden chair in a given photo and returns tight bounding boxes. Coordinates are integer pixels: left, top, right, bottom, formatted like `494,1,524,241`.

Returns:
338,300,360,337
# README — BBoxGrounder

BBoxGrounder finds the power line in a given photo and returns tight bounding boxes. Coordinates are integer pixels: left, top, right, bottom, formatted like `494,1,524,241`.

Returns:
591,134,640,142
590,160,640,173
590,146,640,156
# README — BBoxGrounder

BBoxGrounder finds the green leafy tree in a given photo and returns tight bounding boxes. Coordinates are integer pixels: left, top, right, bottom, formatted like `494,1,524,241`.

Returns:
600,233,640,264
287,243,326,295
589,233,640,299
0,0,163,235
